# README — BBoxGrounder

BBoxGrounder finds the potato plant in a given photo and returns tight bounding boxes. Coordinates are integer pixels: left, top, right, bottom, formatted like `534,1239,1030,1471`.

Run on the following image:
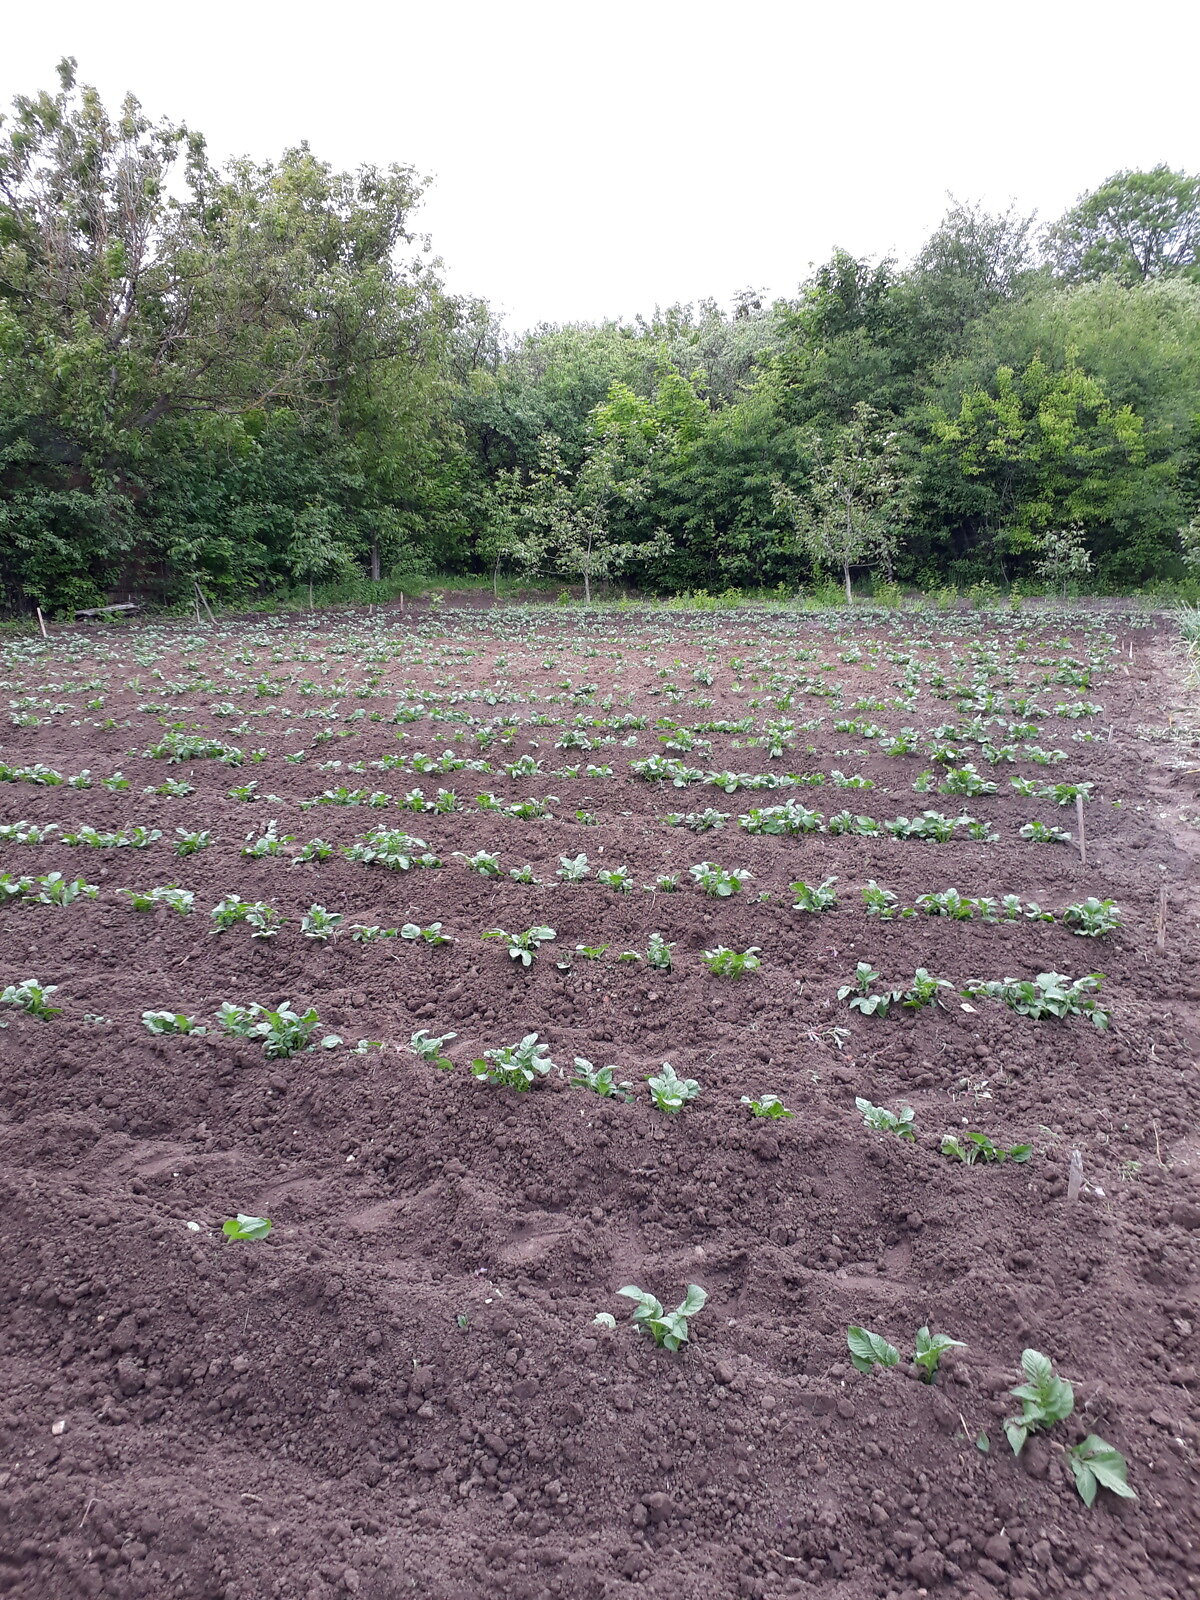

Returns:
617,1283,707,1350
470,1033,554,1089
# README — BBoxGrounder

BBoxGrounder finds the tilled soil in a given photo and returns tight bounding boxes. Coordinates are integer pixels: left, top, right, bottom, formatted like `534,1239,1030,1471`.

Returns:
0,602,1198,1600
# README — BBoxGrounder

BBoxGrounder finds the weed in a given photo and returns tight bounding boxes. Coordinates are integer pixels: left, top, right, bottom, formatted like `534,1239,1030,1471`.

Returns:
617,1284,707,1350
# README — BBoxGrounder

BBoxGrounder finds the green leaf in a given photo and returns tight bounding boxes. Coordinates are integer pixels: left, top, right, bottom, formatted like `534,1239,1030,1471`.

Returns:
1068,1435,1136,1505
678,1284,708,1317
847,1325,900,1373
593,1312,616,1329
222,1213,272,1242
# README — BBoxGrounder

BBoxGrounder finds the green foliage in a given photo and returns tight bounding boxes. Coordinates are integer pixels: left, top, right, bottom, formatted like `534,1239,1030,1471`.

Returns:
856,1098,916,1140
1061,897,1122,936
142,1010,206,1036
701,945,761,978
790,875,838,912
646,1061,701,1112
411,1028,456,1069
1004,1349,1076,1454
1067,1435,1137,1507
941,1131,1032,1164
617,1283,707,1351
740,1093,795,1119
964,971,1109,1027
222,1214,273,1242
847,1326,901,1373
913,1326,966,1383
481,925,556,965
1,978,61,1019
570,1057,632,1100
470,1033,554,1090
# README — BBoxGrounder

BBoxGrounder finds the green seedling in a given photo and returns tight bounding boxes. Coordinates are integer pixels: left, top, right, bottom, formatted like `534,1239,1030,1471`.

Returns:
482,925,556,966
740,1094,795,1119
301,904,343,941
1061,897,1121,937
913,1326,966,1383
508,863,541,884
689,860,751,896
122,886,194,915
964,972,1109,1028
790,876,838,912
862,881,911,920
401,922,454,945
470,1033,554,1089
457,848,503,877
142,1010,206,1036
349,923,399,942
295,837,334,861
344,829,439,871
242,821,294,857
216,1001,324,1058
847,1326,900,1373
1004,1348,1075,1454
941,1131,1032,1164
222,1214,273,1242
839,963,900,1016
570,1057,632,1100
1019,820,1071,844
645,933,674,970
557,853,590,882
617,1284,707,1351
596,865,634,892
174,828,215,857
702,945,761,978
857,1097,915,1141
647,1061,701,1112
1,978,61,1019
411,1028,456,1069
651,873,680,892
29,872,98,906
902,968,952,1010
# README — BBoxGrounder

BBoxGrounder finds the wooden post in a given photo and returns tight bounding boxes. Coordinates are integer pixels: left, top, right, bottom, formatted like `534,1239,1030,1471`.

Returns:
35,606,48,639
1075,794,1086,866
194,580,216,625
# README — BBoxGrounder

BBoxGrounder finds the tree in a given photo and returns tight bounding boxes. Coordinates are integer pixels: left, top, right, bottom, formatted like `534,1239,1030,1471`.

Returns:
1178,515,1200,573
1048,167,1200,284
773,404,913,601
1034,526,1093,596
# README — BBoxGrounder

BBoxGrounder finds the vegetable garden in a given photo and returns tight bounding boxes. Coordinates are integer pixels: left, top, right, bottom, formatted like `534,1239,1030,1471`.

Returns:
0,597,1197,1600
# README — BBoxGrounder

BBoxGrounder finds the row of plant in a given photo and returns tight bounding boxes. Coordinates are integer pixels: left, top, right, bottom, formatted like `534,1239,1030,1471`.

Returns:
839,962,1110,1026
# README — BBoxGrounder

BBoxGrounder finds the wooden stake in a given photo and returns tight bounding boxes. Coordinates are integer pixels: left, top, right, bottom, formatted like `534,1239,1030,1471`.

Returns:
35,606,48,639
1075,794,1086,866
193,579,216,625
1157,884,1168,952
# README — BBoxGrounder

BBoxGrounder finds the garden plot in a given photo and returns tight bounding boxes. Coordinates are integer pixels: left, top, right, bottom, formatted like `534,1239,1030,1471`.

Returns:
0,600,1197,1600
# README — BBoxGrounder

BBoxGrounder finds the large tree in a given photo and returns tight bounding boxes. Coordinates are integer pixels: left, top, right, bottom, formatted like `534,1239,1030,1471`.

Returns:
1048,167,1200,284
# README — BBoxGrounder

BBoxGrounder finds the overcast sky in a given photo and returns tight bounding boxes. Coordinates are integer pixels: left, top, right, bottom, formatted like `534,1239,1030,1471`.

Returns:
5,0,1199,330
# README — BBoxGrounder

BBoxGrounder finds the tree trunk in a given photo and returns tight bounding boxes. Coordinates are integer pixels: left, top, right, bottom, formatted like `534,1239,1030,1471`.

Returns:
843,562,852,604
308,579,314,615
493,553,501,598
370,539,380,582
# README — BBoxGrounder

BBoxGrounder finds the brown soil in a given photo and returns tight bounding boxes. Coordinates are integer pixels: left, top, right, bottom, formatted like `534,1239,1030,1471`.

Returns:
1,603,1198,1600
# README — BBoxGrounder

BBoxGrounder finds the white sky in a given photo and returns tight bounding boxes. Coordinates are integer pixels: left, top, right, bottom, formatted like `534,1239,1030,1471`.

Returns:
5,0,1199,331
